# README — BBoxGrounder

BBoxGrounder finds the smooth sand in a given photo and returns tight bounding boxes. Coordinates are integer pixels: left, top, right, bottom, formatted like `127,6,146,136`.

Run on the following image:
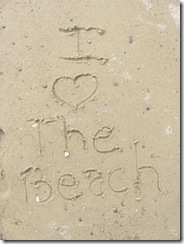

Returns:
0,0,180,240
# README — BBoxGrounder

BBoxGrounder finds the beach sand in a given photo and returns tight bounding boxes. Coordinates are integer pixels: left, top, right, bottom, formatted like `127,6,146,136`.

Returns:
0,0,180,240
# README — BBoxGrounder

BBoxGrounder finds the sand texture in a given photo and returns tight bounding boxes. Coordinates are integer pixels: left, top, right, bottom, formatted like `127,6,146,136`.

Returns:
0,0,180,240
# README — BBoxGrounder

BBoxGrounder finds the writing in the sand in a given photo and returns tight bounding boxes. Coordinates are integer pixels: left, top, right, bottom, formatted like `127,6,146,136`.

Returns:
18,137,167,205
18,25,167,205
27,115,122,156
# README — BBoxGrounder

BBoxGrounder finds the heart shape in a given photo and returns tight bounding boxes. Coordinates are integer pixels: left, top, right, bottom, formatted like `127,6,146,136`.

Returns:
52,73,98,110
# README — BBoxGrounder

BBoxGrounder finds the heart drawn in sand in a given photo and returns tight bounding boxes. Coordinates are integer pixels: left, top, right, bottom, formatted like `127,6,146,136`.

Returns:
52,73,98,110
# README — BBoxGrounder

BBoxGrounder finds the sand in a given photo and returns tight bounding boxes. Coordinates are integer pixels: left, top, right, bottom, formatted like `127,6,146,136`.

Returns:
0,0,180,240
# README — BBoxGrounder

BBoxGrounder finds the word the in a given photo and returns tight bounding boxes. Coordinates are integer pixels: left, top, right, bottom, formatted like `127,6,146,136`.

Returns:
28,115,122,157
